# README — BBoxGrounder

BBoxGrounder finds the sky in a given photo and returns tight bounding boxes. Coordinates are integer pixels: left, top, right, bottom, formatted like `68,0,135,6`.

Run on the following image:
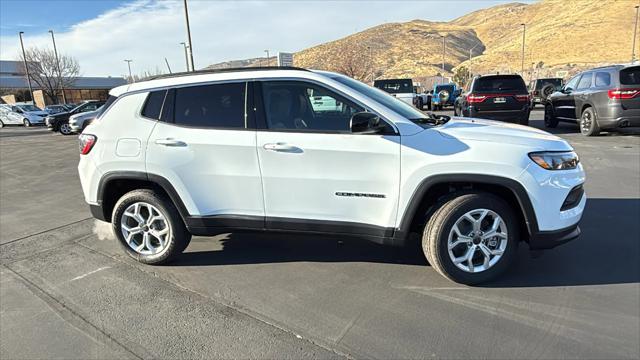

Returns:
0,0,533,77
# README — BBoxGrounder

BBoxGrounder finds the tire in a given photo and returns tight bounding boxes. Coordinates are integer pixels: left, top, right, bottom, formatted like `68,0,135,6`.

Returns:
59,122,73,135
416,98,423,110
453,104,459,116
112,189,192,264
23,118,31,127
0,120,4,128
519,112,530,126
544,103,559,128
422,192,519,285
541,84,555,102
580,107,600,136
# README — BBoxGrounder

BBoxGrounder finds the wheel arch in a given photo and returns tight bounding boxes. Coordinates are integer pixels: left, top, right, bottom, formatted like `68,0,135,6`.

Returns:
96,171,190,223
396,174,538,243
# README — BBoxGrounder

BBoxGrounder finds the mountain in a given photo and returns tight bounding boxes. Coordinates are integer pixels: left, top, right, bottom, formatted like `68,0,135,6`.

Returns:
207,0,636,81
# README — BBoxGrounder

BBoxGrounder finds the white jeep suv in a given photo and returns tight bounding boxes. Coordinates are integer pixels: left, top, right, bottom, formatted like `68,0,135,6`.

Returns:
78,67,586,284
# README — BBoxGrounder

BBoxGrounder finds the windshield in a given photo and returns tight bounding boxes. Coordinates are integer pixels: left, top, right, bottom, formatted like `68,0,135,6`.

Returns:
332,75,428,122
373,79,413,94
17,105,41,112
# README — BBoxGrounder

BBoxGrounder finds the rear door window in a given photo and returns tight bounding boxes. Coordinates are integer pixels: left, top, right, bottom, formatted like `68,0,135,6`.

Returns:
620,66,640,85
473,76,527,93
576,73,593,90
173,82,246,129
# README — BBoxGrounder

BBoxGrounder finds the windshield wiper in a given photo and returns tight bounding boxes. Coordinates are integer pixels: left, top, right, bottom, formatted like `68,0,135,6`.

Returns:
411,113,451,126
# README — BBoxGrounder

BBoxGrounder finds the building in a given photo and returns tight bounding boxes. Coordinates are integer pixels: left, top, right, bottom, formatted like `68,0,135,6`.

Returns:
0,60,126,107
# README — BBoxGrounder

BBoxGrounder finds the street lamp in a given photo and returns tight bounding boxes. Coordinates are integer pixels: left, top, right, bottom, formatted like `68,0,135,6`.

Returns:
520,23,526,75
18,32,35,104
441,34,446,84
183,0,195,72
124,59,133,83
264,50,270,66
632,5,639,63
180,42,189,71
48,30,66,104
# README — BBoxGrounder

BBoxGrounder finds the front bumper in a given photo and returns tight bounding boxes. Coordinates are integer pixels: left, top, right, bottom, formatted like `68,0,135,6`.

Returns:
529,224,581,250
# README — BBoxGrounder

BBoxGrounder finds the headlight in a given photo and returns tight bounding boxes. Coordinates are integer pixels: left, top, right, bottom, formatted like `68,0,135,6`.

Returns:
529,151,579,170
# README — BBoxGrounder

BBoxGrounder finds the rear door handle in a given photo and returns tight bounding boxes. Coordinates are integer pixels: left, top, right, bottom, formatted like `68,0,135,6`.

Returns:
155,138,187,147
263,142,302,153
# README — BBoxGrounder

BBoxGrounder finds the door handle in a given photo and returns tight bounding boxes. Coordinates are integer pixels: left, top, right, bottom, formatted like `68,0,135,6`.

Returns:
263,142,302,153
155,138,187,147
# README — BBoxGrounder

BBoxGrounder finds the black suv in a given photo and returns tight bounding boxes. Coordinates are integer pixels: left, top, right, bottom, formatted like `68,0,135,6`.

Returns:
454,74,530,125
544,64,640,136
45,100,105,135
529,78,563,108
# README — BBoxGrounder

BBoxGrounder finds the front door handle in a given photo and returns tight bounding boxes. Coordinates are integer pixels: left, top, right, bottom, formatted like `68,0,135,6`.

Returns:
155,138,187,147
263,142,302,153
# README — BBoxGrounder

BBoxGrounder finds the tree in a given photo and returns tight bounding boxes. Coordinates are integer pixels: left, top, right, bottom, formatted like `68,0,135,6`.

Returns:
333,44,373,82
18,47,80,103
453,66,471,88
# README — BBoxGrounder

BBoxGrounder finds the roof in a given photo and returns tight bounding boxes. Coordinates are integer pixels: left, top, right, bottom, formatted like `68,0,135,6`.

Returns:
112,67,319,96
0,61,24,75
0,75,127,90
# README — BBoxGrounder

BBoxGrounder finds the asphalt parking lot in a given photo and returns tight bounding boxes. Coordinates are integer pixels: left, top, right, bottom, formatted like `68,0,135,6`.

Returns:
1,110,639,359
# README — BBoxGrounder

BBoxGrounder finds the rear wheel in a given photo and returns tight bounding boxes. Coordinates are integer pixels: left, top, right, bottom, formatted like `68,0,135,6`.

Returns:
112,189,191,264
422,192,519,284
0,120,4,128
580,107,600,136
416,98,423,110
544,103,559,128
23,118,31,127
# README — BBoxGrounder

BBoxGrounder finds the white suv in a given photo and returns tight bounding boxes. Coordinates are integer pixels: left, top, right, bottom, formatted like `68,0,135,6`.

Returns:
78,67,586,284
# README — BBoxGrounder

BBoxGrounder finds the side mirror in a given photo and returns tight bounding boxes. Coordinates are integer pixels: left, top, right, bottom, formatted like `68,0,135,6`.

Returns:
563,87,572,94
350,112,385,134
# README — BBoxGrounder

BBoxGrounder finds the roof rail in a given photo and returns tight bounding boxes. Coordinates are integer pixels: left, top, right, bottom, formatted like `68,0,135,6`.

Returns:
144,66,310,81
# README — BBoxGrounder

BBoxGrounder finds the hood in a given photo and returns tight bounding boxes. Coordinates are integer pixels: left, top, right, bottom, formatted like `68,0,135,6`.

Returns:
436,117,572,151
70,110,98,121
49,111,71,119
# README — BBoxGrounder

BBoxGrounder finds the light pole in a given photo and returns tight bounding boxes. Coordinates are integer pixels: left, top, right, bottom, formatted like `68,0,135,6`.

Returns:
124,59,133,83
183,0,195,72
180,42,189,71
368,45,374,84
18,32,34,104
632,5,639,63
48,30,66,104
469,43,480,61
264,50,270,66
520,23,526,75
441,35,446,84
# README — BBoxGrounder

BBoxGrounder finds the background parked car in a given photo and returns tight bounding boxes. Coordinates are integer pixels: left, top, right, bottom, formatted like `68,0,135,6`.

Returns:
44,104,70,114
528,78,563,108
373,78,415,105
45,100,104,135
0,104,47,127
454,74,530,125
544,64,640,136
431,83,458,110
69,107,102,133
413,86,432,110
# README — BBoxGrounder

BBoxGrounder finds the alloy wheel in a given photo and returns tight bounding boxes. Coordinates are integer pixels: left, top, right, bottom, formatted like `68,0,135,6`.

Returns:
447,209,508,273
120,202,172,255
60,123,72,135
581,111,592,134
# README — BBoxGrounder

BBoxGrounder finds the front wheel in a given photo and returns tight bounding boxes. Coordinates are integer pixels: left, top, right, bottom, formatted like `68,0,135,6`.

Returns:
422,192,519,284
580,107,600,136
112,189,192,264
59,123,73,135
544,104,559,128
0,120,4,128
23,119,31,127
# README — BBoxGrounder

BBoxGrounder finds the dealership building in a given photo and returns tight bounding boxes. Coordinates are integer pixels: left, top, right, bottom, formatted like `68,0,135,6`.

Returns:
0,60,126,107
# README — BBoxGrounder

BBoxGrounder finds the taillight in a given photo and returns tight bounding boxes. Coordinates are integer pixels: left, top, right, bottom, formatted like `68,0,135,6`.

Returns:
79,134,97,155
608,88,640,100
467,94,487,103
515,94,530,102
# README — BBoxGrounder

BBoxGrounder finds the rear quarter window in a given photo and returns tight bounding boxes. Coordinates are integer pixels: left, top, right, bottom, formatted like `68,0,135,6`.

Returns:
141,90,167,120
97,96,118,118
620,67,640,85
593,72,612,88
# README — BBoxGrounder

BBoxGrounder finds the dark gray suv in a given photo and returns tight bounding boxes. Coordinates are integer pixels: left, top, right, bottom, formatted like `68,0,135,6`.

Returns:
544,64,640,136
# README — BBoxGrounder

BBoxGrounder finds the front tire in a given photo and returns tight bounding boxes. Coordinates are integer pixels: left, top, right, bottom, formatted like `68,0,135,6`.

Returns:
23,119,31,127
59,123,73,135
422,192,519,285
580,107,600,136
0,120,4,128
112,189,191,264
544,103,559,128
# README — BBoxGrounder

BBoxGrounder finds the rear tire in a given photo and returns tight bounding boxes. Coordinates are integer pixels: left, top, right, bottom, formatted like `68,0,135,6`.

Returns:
416,98,423,110
112,189,191,264
23,119,31,127
0,120,4,128
580,107,600,136
422,192,519,285
544,103,559,128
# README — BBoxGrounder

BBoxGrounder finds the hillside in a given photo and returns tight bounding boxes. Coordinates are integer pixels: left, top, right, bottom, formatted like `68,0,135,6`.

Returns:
207,0,636,81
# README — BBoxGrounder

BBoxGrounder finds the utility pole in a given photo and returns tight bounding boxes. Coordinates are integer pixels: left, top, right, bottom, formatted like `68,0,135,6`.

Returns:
469,43,480,61
180,42,189,71
183,0,195,72
18,32,34,104
164,57,172,74
633,5,639,63
124,59,133,83
520,23,526,75
264,50,270,66
48,30,66,104
441,35,446,84
368,45,374,84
